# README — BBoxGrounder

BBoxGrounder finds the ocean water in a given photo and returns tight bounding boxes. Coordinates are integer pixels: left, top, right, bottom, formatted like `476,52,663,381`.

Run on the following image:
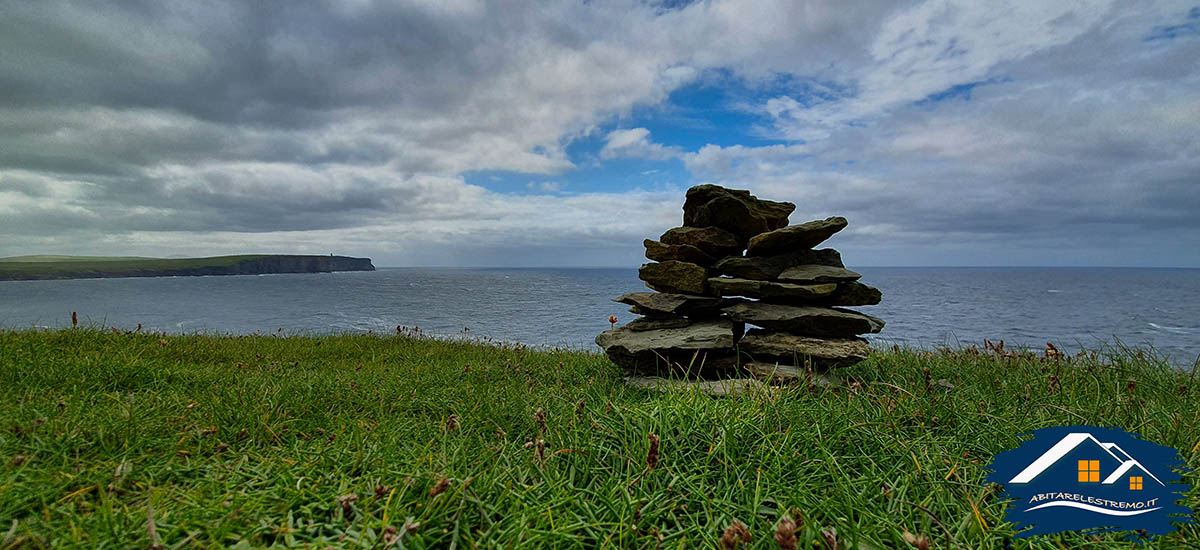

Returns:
0,267,1197,367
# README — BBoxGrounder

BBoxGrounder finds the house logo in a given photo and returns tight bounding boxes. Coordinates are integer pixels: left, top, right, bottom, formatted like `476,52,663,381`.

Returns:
985,425,1193,540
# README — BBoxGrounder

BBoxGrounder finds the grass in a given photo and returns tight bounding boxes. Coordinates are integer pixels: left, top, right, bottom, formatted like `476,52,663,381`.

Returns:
0,328,1197,548
0,255,374,281
0,255,274,281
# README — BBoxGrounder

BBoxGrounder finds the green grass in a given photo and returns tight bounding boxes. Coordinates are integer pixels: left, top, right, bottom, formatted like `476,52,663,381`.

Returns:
1,329,1197,548
0,256,158,263
0,255,276,281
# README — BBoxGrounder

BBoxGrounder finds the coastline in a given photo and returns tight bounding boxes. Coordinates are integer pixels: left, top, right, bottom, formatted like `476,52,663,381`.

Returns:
0,254,375,281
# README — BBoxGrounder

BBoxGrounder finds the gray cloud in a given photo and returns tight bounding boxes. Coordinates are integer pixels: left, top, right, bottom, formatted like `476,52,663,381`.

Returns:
0,0,1197,266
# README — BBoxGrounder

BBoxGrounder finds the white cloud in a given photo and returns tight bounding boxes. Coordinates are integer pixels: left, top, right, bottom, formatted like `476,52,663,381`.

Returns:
599,128,682,160
525,181,563,193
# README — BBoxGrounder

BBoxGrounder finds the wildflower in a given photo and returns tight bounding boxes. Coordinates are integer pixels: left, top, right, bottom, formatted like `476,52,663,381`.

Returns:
720,520,752,549
444,414,459,434
534,407,546,433
820,527,838,549
428,478,450,497
902,530,930,550
608,315,618,328
374,484,393,500
774,516,798,550
646,433,660,470
72,311,77,327
382,525,399,546
536,439,546,463
337,493,357,513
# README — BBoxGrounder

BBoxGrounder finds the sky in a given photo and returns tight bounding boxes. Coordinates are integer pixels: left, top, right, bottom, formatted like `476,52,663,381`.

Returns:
1,1,1198,267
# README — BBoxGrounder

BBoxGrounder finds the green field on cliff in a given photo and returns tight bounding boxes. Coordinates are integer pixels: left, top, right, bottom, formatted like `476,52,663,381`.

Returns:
0,255,273,279
0,255,373,281
0,329,1197,548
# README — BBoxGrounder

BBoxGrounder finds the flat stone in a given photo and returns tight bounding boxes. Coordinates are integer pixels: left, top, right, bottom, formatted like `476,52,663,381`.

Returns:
682,184,794,242
775,265,861,284
624,376,768,396
743,362,841,386
713,249,843,281
615,292,741,318
659,226,743,258
738,331,872,367
767,281,883,307
644,240,717,266
722,302,885,337
746,217,847,256
638,261,709,295
596,319,734,355
824,282,882,306
624,315,692,331
709,278,838,301
597,319,739,374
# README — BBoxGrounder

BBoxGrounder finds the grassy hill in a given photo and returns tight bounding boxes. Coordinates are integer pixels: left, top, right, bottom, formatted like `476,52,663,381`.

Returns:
0,254,374,281
0,329,1196,548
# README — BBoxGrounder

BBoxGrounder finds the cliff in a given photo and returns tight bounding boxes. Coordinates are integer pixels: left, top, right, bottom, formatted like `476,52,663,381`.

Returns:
0,255,376,281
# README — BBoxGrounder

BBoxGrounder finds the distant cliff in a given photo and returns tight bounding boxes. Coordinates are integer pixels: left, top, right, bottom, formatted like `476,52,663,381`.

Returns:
0,255,376,281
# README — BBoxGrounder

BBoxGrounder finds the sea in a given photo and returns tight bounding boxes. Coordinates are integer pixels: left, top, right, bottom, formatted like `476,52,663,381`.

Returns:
1,267,1197,367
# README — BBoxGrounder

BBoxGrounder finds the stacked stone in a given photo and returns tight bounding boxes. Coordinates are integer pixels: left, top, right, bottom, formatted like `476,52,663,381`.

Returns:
596,184,884,384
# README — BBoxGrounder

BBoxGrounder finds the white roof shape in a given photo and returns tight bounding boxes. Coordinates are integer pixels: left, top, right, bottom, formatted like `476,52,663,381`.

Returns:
1102,443,1132,462
1009,432,1162,485
1102,451,1165,486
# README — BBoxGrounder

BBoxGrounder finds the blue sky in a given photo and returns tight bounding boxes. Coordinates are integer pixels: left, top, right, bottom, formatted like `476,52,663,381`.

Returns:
1,1,1199,267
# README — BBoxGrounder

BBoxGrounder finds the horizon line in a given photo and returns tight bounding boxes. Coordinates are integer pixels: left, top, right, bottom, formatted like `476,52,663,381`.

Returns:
374,264,1200,270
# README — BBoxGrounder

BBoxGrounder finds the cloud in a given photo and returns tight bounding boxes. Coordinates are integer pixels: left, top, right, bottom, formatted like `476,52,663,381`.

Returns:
1,0,1198,266
525,181,563,193
600,128,683,160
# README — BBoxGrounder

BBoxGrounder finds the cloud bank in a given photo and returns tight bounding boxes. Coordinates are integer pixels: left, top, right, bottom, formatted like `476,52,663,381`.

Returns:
1,0,1197,266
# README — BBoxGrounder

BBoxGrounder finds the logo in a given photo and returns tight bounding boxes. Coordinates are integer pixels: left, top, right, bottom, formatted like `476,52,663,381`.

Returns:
985,425,1193,540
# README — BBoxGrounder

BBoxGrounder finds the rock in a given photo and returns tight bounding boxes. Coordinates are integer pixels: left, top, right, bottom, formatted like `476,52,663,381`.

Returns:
743,362,841,386
643,240,717,266
596,319,735,356
824,282,882,306
722,302,884,337
713,249,843,280
709,278,838,301
746,217,847,256
767,281,883,307
659,226,743,258
615,292,742,318
624,376,767,396
638,261,710,295
775,265,861,284
596,317,742,375
739,330,872,367
624,315,693,331
682,184,794,242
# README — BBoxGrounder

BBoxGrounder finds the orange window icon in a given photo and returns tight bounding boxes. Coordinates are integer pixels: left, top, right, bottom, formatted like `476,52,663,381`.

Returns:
1130,476,1143,490
1077,460,1100,482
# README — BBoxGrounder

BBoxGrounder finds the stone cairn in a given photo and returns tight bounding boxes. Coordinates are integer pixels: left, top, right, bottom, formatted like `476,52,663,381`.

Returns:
596,184,884,388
